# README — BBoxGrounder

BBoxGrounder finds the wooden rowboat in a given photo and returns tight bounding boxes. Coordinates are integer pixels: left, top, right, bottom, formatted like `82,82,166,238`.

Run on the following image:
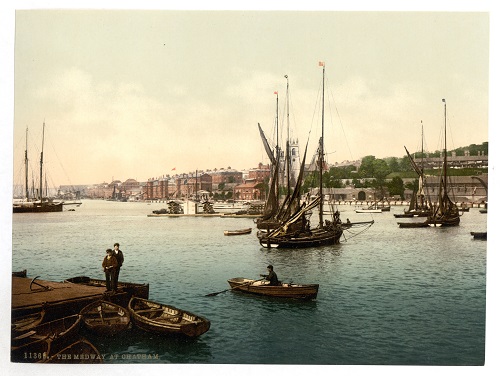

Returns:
471,231,487,240
227,277,319,300
11,314,82,362
355,208,382,213
224,228,252,236
80,300,130,336
12,310,46,334
397,221,429,228
12,269,27,278
128,297,210,338
43,338,103,363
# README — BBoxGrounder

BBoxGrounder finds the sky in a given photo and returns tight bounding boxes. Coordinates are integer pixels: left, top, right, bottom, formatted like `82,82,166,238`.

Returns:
5,3,491,189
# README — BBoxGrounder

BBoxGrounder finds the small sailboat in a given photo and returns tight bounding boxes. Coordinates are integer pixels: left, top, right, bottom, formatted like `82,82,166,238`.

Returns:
425,99,460,227
398,100,460,228
395,121,432,219
13,123,64,213
259,62,373,248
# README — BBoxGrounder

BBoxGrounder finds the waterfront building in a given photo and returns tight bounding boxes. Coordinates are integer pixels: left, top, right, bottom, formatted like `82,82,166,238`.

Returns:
175,173,212,199
144,177,176,200
233,179,263,201
208,168,243,191
247,162,271,183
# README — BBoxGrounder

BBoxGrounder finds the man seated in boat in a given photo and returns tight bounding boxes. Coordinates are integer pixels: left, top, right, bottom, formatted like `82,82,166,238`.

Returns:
260,265,280,286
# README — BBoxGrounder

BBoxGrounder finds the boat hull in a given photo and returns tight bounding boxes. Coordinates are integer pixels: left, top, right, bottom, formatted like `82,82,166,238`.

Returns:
471,231,487,240
128,297,210,338
80,300,130,336
11,310,46,334
397,221,429,228
11,314,82,362
64,276,149,299
228,278,319,300
224,228,252,236
259,228,342,249
43,338,103,363
13,202,63,213
394,210,431,218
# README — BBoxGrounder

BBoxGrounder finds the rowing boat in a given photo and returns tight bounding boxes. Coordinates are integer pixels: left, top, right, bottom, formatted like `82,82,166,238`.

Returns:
397,221,429,228
128,297,210,338
11,314,82,362
224,228,252,236
471,231,487,240
43,338,103,363
227,277,319,300
80,300,130,336
11,310,46,334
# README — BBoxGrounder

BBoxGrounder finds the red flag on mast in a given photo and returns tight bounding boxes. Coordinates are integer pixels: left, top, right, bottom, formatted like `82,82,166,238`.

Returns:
274,91,278,95
319,61,325,66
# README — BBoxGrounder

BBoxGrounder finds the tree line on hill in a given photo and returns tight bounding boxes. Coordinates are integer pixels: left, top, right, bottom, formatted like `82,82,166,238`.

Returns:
302,142,488,199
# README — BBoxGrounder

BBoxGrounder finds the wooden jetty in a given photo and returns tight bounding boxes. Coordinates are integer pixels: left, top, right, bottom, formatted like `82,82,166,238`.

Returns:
12,276,107,320
12,275,147,321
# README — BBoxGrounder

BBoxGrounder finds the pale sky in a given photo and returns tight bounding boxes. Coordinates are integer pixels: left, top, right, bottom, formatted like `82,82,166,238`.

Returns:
6,4,491,188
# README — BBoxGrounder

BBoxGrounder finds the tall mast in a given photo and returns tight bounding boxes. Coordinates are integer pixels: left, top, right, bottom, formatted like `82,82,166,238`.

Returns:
420,120,424,171
319,62,325,228
275,91,280,204
39,121,45,201
420,120,424,208
285,74,291,195
442,98,447,194
24,127,29,200
195,169,198,201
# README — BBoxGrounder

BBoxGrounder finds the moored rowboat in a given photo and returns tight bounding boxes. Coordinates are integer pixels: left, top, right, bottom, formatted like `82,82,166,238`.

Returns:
227,277,319,300
128,297,210,338
11,310,46,334
471,231,487,240
11,314,82,362
43,338,103,363
224,228,252,236
397,221,429,228
80,300,130,336
355,208,382,213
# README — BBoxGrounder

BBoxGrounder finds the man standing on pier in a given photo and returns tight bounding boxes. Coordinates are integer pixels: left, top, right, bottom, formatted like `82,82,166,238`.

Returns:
113,242,124,292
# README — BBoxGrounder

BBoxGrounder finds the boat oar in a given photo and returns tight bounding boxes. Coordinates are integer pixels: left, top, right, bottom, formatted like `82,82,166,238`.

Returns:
205,278,264,297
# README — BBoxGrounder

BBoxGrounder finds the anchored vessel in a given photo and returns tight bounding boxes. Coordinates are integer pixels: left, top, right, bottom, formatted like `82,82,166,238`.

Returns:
227,277,319,300
128,297,210,338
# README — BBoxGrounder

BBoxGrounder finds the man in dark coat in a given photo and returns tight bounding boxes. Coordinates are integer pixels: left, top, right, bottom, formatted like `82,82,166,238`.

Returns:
102,248,118,291
260,265,280,286
113,242,124,291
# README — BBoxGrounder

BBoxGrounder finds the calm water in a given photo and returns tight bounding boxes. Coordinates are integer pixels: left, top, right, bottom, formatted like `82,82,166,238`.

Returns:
11,200,487,365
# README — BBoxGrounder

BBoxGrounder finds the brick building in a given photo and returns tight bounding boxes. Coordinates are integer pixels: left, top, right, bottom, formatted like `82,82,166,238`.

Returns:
144,178,176,200
175,173,212,198
233,179,263,201
209,168,243,190
248,163,271,183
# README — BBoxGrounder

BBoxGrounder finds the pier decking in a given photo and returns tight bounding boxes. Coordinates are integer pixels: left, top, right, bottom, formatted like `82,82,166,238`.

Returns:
12,275,148,321
12,276,107,319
